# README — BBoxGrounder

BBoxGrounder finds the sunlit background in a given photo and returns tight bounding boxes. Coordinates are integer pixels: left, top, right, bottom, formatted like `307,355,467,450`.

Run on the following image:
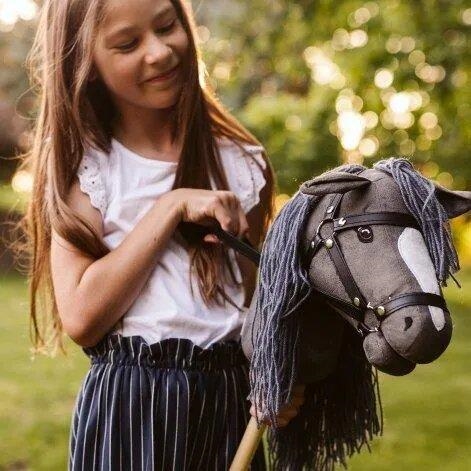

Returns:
2,0,470,264
0,1,470,470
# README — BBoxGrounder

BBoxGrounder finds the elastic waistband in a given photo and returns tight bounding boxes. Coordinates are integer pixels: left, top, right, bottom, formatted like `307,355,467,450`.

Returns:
83,333,248,371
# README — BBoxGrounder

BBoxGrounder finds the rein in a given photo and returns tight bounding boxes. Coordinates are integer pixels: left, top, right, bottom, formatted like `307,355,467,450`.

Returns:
179,221,261,266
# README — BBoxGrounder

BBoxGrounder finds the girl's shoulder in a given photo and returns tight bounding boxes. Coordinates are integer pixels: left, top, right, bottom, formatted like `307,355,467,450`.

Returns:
214,136,268,214
76,145,111,219
216,134,265,153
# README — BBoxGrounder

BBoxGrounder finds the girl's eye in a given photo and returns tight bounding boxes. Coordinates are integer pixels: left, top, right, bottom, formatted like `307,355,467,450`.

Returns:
156,19,176,34
115,20,176,53
117,40,138,52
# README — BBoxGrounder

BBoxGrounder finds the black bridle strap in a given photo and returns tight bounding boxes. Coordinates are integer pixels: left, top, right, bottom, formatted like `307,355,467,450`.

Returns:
179,221,261,266
333,212,420,232
316,289,364,322
326,194,343,216
326,236,368,308
380,292,449,317
304,194,343,269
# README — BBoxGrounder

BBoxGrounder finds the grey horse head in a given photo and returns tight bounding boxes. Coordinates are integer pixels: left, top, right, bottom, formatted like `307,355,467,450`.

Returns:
298,164,469,374
241,159,471,470
243,160,471,375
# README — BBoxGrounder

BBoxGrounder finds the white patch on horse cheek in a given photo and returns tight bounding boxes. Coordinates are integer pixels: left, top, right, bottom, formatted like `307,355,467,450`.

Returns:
397,228,446,331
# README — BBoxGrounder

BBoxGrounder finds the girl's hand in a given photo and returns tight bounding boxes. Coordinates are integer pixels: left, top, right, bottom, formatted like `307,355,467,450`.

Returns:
249,384,306,428
170,188,250,243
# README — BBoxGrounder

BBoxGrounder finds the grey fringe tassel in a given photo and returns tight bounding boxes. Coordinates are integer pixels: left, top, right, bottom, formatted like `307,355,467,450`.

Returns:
249,190,318,428
250,164,383,470
267,326,383,471
374,158,459,284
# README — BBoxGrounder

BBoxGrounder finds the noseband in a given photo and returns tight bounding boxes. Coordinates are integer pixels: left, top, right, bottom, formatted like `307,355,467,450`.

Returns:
303,192,449,336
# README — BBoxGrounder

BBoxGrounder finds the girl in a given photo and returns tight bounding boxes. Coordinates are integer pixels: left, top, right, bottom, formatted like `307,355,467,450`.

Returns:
18,0,305,469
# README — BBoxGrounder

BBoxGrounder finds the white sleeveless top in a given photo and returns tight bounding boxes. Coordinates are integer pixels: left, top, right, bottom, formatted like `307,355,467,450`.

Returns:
76,136,267,348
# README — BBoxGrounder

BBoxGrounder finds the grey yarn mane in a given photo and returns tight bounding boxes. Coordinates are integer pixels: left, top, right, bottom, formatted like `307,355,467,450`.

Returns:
249,164,379,470
249,190,316,426
374,158,459,283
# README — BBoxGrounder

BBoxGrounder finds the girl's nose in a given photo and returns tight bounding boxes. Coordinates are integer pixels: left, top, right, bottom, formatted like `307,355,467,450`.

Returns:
144,35,173,65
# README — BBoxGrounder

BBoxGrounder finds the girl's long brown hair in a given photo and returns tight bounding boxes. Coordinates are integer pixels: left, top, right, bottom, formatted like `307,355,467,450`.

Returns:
12,0,276,356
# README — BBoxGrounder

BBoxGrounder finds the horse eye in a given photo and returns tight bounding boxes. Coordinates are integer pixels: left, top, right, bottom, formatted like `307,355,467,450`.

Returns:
357,225,374,243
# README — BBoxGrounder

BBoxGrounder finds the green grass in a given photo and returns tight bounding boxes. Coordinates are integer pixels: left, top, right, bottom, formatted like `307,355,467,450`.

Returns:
0,270,470,470
0,272,89,470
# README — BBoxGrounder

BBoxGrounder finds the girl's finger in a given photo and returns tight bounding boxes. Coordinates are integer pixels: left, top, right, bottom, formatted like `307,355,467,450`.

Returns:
289,395,305,408
203,234,220,243
237,205,250,239
292,384,306,395
277,407,299,421
224,194,240,235
250,401,301,428
214,201,238,235
249,405,270,425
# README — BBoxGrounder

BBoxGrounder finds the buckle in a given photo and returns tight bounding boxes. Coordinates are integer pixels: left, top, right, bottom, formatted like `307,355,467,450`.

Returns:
356,322,379,337
315,217,334,238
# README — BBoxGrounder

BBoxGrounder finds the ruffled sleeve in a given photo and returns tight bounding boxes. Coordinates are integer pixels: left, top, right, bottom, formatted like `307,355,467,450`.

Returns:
217,137,268,214
76,149,108,218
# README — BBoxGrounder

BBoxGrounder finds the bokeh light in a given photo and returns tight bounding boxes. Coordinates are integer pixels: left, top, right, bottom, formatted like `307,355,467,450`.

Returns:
304,46,346,88
374,69,394,89
11,170,33,194
337,110,366,151
0,0,37,25
462,8,471,25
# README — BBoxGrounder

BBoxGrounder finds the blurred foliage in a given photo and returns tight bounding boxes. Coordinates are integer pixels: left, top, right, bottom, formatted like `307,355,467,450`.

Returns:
0,13,36,179
0,182,28,213
0,1,469,257
197,0,471,194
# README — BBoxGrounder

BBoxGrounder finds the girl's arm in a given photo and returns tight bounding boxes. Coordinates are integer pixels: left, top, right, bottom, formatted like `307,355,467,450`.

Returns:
51,178,182,348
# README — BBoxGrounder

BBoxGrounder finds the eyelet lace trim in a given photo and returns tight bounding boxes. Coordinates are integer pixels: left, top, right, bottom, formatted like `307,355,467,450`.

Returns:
76,153,107,217
232,144,267,214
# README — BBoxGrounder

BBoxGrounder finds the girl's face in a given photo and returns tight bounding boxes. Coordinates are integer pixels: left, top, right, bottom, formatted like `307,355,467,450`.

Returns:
92,0,190,113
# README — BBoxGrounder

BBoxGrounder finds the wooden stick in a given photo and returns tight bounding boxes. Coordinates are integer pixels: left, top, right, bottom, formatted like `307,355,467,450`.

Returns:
229,416,267,471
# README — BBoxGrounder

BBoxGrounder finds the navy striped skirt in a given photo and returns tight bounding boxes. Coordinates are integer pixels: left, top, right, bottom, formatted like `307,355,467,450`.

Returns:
68,333,265,470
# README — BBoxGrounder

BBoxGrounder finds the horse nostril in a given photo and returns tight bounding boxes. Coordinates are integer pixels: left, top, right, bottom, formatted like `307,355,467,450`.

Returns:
404,317,413,331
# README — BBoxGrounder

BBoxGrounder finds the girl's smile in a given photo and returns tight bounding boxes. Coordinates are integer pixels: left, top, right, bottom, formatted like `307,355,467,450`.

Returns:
143,63,180,84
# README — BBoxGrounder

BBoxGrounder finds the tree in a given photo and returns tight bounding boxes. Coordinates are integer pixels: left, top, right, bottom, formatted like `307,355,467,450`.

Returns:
198,0,471,195
1,0,470,195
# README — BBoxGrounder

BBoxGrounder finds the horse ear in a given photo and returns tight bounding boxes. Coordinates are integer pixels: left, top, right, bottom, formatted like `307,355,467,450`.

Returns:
434,184,471,219
300,171,371,196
